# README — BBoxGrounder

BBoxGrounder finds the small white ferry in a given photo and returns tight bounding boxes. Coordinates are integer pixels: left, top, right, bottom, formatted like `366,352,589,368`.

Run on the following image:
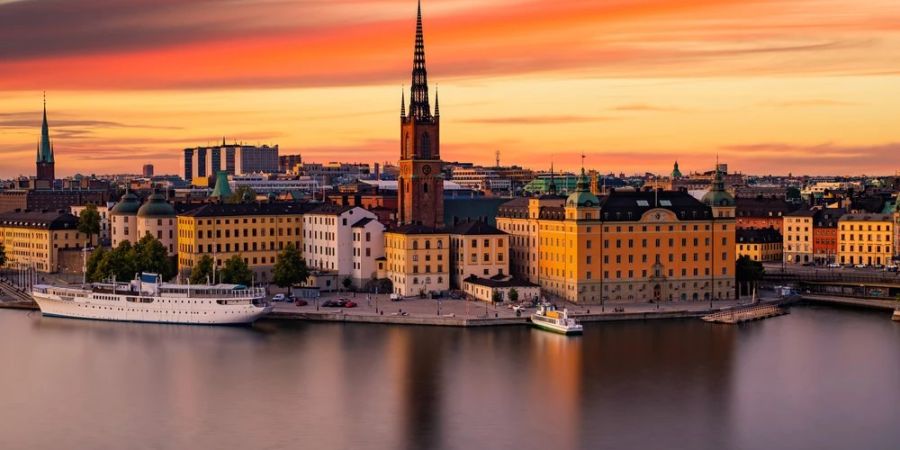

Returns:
32,273,271,325
892,308,900,322
530,304,583,335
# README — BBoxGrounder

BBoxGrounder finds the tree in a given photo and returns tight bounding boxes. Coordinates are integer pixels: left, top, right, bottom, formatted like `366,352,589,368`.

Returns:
228,186,257,204
735,255,765,298
0,242,6,268
134,234,176,281
84,246,107,282
219,254,253,286
77,204,101,247
342,277,353,291
364,277,393,294
785,187,802,202
508,288,519,303
272,243,309,288
190,254,215,285
492,290,503,303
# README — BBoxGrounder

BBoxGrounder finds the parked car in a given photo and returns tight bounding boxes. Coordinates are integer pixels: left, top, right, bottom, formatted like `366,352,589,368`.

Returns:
272,294,286,302
322,300,342,307
293,299,308,307
826,263,841,269
854,264,867,269
390,293,402,302
343,300,358,308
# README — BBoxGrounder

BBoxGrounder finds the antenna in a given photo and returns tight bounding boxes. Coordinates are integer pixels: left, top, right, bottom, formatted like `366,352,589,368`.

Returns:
495,150,500,168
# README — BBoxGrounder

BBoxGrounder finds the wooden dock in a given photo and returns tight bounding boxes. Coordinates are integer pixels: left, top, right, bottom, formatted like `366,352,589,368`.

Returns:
702,304,787,324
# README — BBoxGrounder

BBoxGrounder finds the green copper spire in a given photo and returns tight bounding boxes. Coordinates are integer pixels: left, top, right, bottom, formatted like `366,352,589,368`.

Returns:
210,171,233,199
38,93,54,163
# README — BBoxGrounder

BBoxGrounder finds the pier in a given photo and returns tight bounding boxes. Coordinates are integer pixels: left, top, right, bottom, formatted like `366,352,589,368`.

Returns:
702,303,787,324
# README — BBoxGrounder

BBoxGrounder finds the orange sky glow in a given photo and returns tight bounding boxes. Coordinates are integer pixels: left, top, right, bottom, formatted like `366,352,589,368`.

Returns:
1,0,899,177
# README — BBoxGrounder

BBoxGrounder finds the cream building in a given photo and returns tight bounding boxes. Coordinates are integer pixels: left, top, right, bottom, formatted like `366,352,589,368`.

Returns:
302,205,382,288
351,217,385,288
783,209,814,264
0,210,86,273
448,220,509,288
384,224,450,297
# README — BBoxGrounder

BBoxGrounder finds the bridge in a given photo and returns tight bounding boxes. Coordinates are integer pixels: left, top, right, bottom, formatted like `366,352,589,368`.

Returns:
763,266,900,311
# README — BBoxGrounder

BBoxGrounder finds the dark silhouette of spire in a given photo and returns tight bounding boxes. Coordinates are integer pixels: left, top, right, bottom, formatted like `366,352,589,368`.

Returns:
401,86,406,118
38,92,54,163
434,85,440,117
408,0,432,120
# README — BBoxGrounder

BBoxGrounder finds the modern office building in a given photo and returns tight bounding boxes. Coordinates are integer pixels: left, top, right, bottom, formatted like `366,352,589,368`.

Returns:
183,142,279,179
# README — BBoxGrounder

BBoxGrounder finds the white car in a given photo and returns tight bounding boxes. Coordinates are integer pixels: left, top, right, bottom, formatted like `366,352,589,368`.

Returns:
272,294,286,302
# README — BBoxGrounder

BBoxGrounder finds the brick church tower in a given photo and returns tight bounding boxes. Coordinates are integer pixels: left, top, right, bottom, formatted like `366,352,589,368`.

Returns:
398,0,443,228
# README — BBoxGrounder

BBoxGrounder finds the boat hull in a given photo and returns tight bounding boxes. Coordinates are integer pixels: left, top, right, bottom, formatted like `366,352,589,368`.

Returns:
530,317,583,335
32,292,271,325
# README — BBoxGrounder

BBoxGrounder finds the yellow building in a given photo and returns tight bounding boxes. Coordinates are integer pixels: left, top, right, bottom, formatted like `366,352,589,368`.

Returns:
0,210,86,273
497,168,736,304
783,209,814,264
384,224,450,297
737,227,783,262
838,213,894,267
448,220,509,288
176,203,312,282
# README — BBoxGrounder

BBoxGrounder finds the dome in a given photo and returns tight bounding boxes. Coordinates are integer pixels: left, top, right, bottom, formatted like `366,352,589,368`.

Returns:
702,190,735,207
110,191,141,215
566,169,600,207
137,193,176,218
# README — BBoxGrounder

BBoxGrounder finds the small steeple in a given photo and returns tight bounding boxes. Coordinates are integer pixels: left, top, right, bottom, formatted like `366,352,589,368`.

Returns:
401,86,406,118
37,92,54,164
547,162,558,195
434,85,440,117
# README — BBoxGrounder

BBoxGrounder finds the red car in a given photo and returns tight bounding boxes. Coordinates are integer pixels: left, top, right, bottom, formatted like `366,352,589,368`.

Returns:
293,299,308,307
343,300,358,308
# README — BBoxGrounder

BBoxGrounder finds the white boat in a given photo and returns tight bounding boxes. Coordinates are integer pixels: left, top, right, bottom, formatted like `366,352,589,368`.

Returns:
893,308,900,322
530,304,583,335
31,273,272,325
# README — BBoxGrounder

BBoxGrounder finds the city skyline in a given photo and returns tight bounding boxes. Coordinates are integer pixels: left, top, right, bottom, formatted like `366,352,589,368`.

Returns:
2,0,900,177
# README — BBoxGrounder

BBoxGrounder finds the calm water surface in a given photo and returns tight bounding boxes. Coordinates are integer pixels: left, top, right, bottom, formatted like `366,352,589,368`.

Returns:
0,306,898,450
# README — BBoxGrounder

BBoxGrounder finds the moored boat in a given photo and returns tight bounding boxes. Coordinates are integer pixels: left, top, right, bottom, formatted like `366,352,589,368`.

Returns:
893,308,900,322
530,304,583,335
31,273,271,325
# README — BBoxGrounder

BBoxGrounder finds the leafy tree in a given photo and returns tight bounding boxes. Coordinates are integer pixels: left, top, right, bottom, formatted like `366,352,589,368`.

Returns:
0,242,6,268
492,290,503,303
228,186,257,204
134,234,176,281
190,255,215,285
272,243,309,288
77,204,101,247
508,288,519,303
736,255,765,298
342,277,353,291
364,277,393,294
84,246,107,282
785,187,801,202
219,254,253,286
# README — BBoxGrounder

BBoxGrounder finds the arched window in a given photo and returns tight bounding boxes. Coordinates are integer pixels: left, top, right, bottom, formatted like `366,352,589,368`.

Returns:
425,240,431,250
423,182,428,193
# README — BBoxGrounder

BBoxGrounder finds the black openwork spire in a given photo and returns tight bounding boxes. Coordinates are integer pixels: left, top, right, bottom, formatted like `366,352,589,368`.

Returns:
409,0,432,120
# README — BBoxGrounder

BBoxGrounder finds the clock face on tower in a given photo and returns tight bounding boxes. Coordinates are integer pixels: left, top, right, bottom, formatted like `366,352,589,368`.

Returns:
422,164,432,175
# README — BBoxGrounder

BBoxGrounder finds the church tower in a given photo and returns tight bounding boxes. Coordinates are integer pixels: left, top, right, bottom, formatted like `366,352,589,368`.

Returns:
36,94,56,182
398,0,443,228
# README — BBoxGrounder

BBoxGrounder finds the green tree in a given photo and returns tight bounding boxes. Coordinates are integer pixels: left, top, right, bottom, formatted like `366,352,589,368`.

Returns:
492,290,503,303
342,277,353,291
90,241,137,282
735,255,765,298
219,254,253,286
272,243,309,288
0,242,6,268
77,204,101,247
84,246,107,282
134,234,176,281
190,254,215,285
228,186,257,204
785,187,801,202
508,288,519,303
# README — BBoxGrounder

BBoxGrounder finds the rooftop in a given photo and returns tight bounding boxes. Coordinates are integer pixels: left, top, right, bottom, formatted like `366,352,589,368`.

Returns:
179,202,314,218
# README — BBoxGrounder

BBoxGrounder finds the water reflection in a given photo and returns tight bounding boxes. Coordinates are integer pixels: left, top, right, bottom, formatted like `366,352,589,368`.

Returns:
0,309,898,450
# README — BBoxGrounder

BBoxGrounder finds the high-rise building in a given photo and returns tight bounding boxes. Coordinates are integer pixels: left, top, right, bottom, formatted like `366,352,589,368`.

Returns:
36,96,55,183
398,1,443,228
143,164,154,178
183,142,279,181
279,154,302,173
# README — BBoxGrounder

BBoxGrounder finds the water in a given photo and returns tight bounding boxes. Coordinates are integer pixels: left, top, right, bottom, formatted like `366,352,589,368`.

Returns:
0,306,898,450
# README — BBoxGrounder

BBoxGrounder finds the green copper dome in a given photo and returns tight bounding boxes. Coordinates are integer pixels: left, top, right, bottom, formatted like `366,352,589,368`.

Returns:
210,171,233,199
137,192,176,218
111,190,141,215
567,169,600,208
702,167,735,207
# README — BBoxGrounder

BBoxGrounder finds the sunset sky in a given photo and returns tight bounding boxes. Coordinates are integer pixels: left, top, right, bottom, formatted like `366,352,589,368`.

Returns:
1,0,899,178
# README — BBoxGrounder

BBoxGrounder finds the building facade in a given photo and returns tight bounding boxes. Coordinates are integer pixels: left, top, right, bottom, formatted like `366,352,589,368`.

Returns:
384,224,450,297
397,2,444,228
812,208,844,263
301,205,383,287
737,227,783,262
838,214,894,266
448,221,509,289
0,210,85,273
176,203,312,282
496,169,736,304
783,210,814,264
184,143,279,180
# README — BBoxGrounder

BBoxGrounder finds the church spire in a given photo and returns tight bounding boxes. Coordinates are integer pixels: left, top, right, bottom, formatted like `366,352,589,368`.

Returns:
434,85,440,118
38,92,54,164
401,86,406,118
408,0,432,121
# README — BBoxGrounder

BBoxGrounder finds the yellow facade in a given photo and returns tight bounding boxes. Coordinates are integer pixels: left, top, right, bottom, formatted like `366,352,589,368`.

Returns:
737,242,782,262
497,187,736,304
783,213,814,264
176,204,309,282
838,214,894,267
0,212,85,273
448,222,509,288
384,226,450,297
